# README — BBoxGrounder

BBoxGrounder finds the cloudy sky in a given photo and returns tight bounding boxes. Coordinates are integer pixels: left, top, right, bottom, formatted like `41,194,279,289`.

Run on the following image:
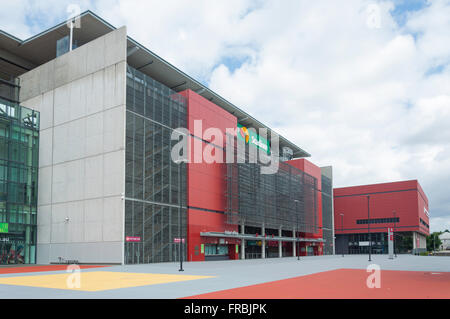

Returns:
1,0,449,232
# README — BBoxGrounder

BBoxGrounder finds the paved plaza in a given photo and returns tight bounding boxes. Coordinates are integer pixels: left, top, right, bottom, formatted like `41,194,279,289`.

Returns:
0,255,448,298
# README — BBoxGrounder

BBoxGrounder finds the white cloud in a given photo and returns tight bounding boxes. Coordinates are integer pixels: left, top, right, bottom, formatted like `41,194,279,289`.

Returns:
431,216,450,233
94,0,260,80
0,0,93,39
0,0,31,39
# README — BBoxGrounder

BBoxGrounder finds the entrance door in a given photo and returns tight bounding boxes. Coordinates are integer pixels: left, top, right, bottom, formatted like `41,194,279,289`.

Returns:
125,242,143,264
0,234,25,264
204,244,229,261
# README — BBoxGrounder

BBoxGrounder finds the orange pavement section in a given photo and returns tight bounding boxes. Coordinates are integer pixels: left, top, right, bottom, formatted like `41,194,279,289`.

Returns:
0,265,108,275
185,269,450,299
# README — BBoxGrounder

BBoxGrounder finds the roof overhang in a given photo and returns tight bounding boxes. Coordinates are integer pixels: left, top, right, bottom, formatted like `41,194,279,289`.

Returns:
200,232,325,243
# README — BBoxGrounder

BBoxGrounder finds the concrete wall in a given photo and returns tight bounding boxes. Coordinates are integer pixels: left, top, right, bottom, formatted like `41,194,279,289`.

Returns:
19,27,127,264
413,231,427,254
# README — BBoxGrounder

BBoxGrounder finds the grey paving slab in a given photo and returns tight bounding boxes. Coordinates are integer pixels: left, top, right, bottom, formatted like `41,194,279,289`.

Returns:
0,255,448,299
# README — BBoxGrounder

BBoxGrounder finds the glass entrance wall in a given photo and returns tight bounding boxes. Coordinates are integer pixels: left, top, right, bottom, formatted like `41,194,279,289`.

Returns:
347,233,387,254
125,65,187,264
0,98,39,264
204,244,228,256
346,232,414,254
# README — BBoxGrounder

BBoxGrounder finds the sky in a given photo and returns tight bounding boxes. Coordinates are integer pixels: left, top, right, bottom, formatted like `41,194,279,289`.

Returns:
1,0,449,232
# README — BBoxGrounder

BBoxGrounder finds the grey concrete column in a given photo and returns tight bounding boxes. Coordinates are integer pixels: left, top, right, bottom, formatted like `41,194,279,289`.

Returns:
279,227,282,258
262,223,266,259
413,231,419,255
240,221,245,260
293,227,296,257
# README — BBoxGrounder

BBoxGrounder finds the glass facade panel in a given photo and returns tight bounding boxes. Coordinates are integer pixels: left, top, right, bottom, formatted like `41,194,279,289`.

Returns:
125,66,187,264
0,73,19,103
225,151,318,233
0,98,39,264
321,174,334,255
205,244,228,256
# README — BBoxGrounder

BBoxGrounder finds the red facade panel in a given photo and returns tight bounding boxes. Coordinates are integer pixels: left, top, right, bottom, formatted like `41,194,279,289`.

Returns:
187,208,239,262
334,180,429,236
180,89,236,142
181,89,238,261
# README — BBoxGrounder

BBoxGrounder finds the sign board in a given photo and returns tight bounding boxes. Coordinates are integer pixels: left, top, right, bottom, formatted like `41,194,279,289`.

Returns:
388,227,394,259
236,245,239,254
0,223,8,233
126,236,141,242
424,207,430,218
359,241,370,247
173,238,185,244
201,244,204,254
237,123,270,154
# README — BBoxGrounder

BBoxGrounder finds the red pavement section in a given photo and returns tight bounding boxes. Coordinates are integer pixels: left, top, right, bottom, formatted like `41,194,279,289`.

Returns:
185,269,450,299
0,265,108,275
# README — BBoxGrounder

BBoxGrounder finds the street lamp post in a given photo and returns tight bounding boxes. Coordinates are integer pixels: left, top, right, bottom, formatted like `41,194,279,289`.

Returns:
393,211,397,258
340,213,344,257
433,233,436,254
294,200,300,260
175,159,185,272
367,195,372,262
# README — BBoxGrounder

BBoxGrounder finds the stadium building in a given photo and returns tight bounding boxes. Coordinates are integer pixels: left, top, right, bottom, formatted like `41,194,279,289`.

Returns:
0,11,334,264
334,180,430,255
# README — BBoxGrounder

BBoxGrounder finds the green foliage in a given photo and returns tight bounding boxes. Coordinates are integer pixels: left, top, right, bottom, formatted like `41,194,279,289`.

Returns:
426,232,442,251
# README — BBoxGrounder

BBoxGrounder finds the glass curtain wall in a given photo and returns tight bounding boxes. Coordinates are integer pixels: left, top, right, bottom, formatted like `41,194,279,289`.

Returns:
321,174,334,255
225,144,318,234
0,72,19,103
125,65,187,264
0,98,39,264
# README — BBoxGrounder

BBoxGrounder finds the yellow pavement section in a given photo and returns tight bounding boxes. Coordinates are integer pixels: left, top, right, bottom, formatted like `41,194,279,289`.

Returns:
0,271,214,292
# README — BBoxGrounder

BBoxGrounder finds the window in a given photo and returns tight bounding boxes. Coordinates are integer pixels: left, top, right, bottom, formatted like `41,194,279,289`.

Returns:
357,217,400,225
205,244,229,256
420,218,429,229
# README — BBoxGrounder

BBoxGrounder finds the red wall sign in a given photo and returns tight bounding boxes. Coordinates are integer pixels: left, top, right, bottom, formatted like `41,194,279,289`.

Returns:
126,236,141,242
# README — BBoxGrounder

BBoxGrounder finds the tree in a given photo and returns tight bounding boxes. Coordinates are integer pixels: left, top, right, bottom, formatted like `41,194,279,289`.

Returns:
426,232,442,252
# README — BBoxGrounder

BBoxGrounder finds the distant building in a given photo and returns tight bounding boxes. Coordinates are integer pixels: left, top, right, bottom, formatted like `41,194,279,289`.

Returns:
334,180,429,255
439,232,450,250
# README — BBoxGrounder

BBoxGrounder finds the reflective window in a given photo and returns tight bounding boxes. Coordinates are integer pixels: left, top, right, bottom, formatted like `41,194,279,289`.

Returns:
0,98,39,264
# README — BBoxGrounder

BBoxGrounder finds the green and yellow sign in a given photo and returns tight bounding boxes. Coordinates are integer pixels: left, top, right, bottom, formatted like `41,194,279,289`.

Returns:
0,223,8,233
237,123,270,154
